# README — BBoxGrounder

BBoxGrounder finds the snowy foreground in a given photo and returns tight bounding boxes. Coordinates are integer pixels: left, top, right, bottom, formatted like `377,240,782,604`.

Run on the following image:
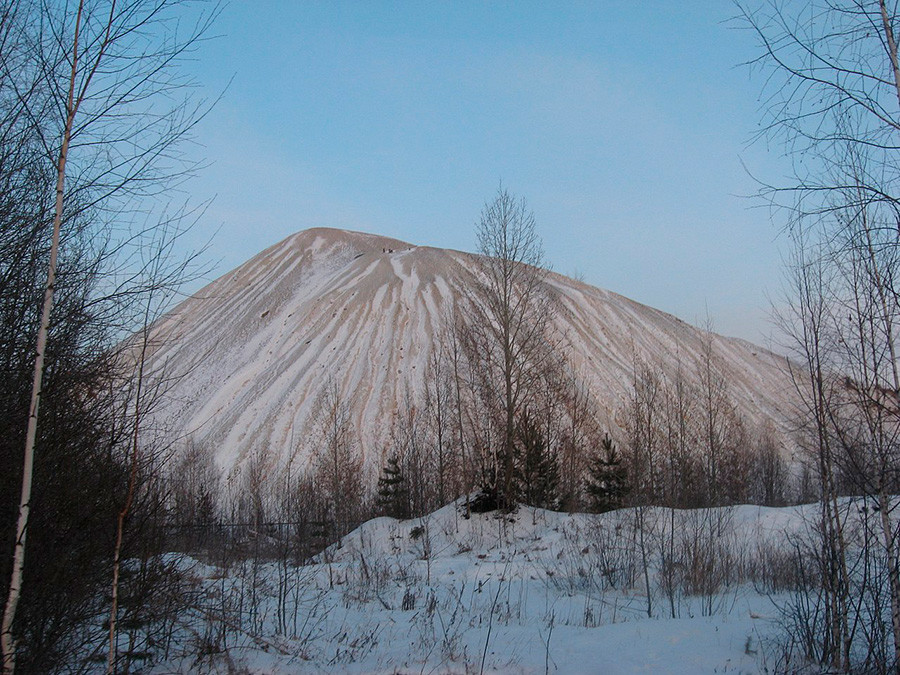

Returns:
151,500,813,674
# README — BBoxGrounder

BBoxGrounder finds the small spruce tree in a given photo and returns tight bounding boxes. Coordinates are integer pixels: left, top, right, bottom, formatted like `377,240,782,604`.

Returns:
515,409,560,509
585,434,629,513
377,455,410,519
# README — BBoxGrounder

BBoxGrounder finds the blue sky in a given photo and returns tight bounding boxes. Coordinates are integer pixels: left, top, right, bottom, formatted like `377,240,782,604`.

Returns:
180,2,791,345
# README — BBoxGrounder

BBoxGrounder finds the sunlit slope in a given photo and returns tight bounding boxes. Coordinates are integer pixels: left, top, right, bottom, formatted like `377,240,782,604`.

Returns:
144,228,795,474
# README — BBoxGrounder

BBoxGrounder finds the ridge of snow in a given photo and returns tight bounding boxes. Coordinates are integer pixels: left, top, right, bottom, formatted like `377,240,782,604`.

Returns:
149,498,834,673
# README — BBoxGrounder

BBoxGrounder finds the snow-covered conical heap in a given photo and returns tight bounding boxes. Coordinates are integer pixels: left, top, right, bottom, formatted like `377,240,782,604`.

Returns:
142,227,795,475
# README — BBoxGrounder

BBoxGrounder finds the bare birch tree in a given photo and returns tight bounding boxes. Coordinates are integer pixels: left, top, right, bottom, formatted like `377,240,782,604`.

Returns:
425,339,455,506
311,379,364,537
2,3,88,664
466,187,557,510
740,1,900,668
0,1,214,671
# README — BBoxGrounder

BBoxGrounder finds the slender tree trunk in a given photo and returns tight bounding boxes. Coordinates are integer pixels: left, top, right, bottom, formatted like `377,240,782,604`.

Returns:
881,0,900,112
876,487,900,673
504,339,514,508
636,505,652,619
869,12,900,661
1,4,85,671
853,269,900,670
813,347,851,671
108,308,151,674
449,320,470,518
844,162,900,671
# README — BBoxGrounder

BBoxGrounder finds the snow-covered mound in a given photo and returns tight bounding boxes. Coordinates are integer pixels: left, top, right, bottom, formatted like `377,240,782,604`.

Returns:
143,227,796,474
151,499,818,673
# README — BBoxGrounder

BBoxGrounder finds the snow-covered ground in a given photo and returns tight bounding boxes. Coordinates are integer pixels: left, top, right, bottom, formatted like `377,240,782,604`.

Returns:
146,500,818,674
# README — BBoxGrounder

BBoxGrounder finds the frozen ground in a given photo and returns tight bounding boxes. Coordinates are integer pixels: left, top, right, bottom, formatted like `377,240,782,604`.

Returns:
145,499,816,674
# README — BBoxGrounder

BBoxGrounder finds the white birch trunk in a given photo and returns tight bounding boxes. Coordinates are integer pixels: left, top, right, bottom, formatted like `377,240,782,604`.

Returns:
0,4,84,671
